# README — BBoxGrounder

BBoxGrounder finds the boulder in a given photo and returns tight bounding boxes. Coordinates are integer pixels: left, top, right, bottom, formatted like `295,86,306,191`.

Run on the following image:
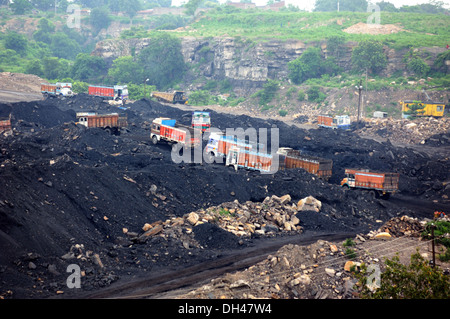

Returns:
297,196,322,212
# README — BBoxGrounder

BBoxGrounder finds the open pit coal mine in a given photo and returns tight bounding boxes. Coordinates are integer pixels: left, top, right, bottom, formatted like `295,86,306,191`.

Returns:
0,94,449,300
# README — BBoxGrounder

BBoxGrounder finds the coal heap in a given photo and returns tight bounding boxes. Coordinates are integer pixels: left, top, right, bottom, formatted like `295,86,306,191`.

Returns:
0,94,448,298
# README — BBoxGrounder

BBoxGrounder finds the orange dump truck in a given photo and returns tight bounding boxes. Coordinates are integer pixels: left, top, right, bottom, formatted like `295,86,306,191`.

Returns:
0,117,12,134
277,148,333,180
340,168,399,199
76,112,127,135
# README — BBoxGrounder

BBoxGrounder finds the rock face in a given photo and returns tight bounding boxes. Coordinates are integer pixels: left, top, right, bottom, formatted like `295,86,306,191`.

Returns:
93,36,307,94
92,36,447,94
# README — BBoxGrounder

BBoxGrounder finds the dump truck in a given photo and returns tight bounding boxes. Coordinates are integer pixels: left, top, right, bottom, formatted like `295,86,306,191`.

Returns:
88,85,128,102
192,111,211,133
41,83,74,97
151,91,188,104
205,132,265,162
150,117,200,148
400,100,447,118
317,115,351,130
277,148,333,180
0,117,12,135
340,168,400,199
226,146,273,173
76,112,127,135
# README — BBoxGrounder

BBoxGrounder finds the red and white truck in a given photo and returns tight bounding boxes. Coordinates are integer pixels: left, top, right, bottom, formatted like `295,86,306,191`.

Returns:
225,146,273,173
340,168,400,199
88,85,128,102
150,117,200,148
317,115,351,130
76,112,127,135
204,132,265,162
41,83,74,97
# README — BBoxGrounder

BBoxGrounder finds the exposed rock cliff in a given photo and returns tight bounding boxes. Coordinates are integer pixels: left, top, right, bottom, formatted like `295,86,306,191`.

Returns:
92,36,447,94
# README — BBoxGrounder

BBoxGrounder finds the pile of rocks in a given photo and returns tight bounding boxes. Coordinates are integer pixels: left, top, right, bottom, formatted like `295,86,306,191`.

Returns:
174,216,432,299
358,117,450,145
124,194,324,246
367,215,427,239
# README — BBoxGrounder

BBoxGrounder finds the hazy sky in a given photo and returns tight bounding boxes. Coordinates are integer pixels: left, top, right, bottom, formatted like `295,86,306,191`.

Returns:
172,0,450,10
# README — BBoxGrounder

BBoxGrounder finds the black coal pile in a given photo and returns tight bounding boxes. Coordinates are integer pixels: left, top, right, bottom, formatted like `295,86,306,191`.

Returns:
0,95,448,299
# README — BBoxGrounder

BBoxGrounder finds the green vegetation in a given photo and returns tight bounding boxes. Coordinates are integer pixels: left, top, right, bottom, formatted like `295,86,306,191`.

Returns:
288,47,341,84
174,9,450,49
253,80,279,106
353,250,450,299
422,220,450,262
352,40,387,75
0,2,449,106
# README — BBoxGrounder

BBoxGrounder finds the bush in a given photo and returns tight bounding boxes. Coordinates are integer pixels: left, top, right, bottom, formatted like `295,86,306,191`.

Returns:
307,86,326,103
255,79,279,105
297,90,305,101
422,220,450,262
278,109,288,117
354,250,450,299
352,40,387,75
189,90,216,106
407,57,430,77
4,32,27,55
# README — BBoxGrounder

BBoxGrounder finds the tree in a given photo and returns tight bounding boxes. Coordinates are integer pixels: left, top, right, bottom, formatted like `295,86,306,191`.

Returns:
355,251,450,299
9,0,32,15
376,1,398,12
288,47,341,84
50,33,82,60
407,57,430,77
287,58,305,85
314,0,368,12
137,33,186,89
33,18,56,44
125,0,142,25
42,57,71,80
184,0,203,16
90,6,111,34
4,32,28,55
327,36,346,62
108,56,142,84
71,53,107,81
351,40,387,75
25,59,44,77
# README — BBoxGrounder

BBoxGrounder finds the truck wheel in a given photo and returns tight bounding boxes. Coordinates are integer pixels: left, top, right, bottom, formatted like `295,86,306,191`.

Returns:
152,135,158,145
205,151,215,164
368,190,378,199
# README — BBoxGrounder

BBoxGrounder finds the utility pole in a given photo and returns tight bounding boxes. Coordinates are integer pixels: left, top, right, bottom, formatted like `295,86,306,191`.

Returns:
355,80,363,126
431,223,436,268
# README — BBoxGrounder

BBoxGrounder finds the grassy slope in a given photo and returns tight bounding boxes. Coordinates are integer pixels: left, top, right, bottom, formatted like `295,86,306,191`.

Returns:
176,10,450,49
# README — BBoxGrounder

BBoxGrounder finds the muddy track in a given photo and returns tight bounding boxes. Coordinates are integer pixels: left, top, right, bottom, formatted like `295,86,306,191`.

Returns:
79,232,355,299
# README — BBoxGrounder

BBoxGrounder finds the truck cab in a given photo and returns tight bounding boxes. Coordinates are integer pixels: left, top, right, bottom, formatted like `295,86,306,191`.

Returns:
340,172,356,188
114,85,128,101
333,115,351,130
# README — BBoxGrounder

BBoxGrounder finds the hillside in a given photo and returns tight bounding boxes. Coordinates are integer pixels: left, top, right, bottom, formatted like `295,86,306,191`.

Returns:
172,10,450,49
1,5,450,301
